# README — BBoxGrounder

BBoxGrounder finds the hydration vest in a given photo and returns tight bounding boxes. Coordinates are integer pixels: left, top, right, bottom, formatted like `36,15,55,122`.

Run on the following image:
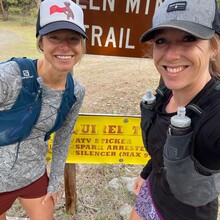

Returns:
0,57,76,146
141,79,220,207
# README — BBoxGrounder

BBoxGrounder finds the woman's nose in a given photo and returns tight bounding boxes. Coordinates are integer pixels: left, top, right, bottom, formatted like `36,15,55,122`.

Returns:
59,39,70,50
164,43,181,61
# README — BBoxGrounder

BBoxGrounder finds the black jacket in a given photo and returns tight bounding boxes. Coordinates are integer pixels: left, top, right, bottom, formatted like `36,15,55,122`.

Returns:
141,78,220,220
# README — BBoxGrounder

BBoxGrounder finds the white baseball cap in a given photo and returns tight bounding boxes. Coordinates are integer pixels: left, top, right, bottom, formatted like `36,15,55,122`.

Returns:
36,0,88,39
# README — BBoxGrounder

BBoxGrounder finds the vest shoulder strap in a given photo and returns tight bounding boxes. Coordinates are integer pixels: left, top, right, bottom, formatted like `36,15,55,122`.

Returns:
187,79,220,174
6,57,76,141
44,72,77,141
10,57,39,95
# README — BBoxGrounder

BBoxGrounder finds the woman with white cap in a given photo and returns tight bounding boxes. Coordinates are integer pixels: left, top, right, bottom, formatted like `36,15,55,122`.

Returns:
0,0,87,219
130,0,220,219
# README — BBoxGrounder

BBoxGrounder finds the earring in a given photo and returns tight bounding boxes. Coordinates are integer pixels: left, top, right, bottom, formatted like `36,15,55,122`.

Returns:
211,54,216,62
211,52,217,61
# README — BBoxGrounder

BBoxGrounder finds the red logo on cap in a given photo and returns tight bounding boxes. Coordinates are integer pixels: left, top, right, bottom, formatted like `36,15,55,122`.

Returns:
50,2,74,20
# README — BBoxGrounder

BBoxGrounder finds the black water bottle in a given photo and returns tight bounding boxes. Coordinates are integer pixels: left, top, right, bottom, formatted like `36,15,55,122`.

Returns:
168,106,191,136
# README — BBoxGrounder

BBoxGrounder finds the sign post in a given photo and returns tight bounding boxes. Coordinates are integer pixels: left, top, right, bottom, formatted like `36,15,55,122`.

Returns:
64,164,77,215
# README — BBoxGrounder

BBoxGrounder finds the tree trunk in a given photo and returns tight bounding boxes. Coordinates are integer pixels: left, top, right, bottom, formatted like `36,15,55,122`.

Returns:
35,0,41,8
0,0,8,21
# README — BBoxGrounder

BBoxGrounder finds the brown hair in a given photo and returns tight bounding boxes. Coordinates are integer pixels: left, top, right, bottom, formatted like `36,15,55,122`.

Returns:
210,34,220,79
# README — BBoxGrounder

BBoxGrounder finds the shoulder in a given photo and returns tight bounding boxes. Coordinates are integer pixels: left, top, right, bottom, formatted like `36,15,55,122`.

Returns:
72,76,85,100
0,60,22,89
195,94,220,135
190,79,220,119
0,60,21,80
0,61,22,107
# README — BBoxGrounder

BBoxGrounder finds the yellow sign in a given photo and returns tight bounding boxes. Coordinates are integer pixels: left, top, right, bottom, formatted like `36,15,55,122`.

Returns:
47,114,150,165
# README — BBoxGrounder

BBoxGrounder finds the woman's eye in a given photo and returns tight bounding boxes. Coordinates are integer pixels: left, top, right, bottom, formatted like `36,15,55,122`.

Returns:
183,35,197,42
154,38,167,45
68,36,80,43
50,36,57,39
45,34,81,44
48,35,59,42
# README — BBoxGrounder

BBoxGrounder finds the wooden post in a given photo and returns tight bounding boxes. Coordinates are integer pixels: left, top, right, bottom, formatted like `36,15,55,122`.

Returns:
0,0,8,21
64,163,77,215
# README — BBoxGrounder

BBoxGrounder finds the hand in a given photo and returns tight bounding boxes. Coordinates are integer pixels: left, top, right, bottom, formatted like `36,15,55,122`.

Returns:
42,192,59,206
133,175,145,196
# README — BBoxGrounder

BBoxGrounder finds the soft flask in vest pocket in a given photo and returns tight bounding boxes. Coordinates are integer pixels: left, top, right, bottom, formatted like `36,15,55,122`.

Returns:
0,87,42,146
164,132,220,207
140,89,156,148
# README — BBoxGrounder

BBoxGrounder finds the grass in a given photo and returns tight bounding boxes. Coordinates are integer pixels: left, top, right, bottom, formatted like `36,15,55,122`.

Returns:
0,16,40,61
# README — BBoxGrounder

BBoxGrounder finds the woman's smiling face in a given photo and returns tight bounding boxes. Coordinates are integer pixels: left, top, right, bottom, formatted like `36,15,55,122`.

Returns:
152,28,213,93
40,29,83,73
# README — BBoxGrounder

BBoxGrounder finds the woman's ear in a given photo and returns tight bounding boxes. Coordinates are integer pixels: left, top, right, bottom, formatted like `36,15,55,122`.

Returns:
39,38,44,52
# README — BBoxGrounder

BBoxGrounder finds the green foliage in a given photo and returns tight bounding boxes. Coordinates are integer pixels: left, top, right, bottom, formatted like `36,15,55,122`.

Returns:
0,19,40,60
20,17,33,26
5,0,38,16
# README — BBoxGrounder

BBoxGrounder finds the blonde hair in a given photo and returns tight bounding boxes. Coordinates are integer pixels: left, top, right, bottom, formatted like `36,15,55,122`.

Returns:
210,34,220,79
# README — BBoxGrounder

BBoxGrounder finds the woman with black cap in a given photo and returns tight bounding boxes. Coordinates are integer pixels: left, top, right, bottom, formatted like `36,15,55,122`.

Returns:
0,0,87,219
130,0,220,219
